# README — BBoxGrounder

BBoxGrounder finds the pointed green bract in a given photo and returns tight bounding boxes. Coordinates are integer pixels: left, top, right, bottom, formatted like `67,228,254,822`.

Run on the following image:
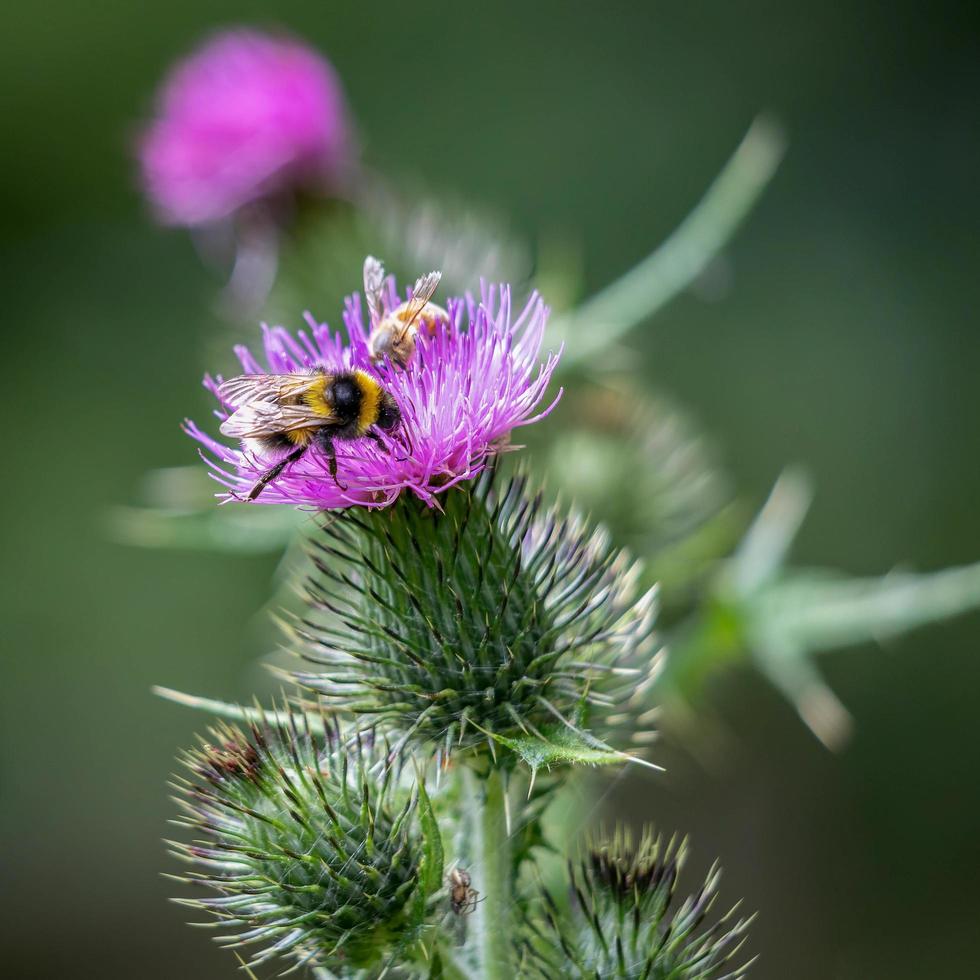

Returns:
479,722,659,778
154,686,328,731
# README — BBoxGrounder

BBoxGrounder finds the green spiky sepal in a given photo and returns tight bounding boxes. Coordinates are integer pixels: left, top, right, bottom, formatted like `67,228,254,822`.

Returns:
169,711,436,974
523,828,753,979
283,469,660,776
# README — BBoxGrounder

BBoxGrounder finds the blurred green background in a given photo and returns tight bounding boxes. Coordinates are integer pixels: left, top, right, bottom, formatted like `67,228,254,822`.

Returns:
2,1,978,977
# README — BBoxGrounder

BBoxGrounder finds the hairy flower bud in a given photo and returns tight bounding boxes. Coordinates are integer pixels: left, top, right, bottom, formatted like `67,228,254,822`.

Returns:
524,828,753,979
284,469,659,767
169,713,422,972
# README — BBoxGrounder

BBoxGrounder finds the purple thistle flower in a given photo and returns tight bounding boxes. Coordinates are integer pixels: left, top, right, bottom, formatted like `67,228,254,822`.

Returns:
137,29,351,227
185,278,562,509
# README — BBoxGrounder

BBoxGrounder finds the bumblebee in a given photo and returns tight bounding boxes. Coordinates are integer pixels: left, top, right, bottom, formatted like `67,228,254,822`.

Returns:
218,368,401,500
364,255,450,368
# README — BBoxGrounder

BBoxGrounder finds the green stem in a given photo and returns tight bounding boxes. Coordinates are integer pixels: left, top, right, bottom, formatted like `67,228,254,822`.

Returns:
553,114,786,366
463,766,512,980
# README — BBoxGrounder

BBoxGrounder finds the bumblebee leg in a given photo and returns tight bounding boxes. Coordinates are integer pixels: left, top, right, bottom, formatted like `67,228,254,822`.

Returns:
316,430,347,490
245,445,306,501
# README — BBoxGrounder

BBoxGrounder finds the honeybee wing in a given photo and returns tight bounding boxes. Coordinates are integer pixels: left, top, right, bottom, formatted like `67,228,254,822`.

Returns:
395,270,442,341
217,372,326,408
363,255,387,327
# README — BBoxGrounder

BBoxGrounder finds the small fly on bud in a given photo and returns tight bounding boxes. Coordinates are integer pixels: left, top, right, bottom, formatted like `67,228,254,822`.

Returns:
448,867,479,916
364,255,449,368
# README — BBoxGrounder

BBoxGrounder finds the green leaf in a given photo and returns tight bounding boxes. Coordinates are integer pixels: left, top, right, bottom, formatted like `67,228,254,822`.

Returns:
382,774,445,972
748,633,853,750
107,502,303,554
553,114,786,366
479,723,660,781
416,778,445,901
727,467,812,594
751,558,980,653
108,465,306,554
666,469,980,747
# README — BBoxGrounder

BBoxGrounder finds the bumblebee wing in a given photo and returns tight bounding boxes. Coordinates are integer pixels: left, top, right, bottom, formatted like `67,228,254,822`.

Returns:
395,270,442,341
217,372,326,407
363,255,387,327
220,400,335,439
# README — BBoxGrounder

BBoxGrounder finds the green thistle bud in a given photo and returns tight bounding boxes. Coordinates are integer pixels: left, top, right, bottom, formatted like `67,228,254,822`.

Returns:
169,713,422,973
524,827,753,979
285,469,659,765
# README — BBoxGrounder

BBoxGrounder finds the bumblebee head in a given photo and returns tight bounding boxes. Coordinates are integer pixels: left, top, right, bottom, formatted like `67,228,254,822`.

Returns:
376,391,401,432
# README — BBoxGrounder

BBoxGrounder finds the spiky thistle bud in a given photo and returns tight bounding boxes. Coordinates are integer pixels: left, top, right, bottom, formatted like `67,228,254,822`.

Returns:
283,468,659,770
523,827,753,979
169,712,424,973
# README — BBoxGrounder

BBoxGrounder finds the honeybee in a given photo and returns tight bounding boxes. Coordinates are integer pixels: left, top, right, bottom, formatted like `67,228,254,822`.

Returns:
447,867,479,916
364,255,450,368
218,368,401,500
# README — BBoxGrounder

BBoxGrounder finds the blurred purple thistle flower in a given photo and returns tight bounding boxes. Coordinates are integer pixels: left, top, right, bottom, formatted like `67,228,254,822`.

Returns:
185,279,562,509
137,28,351,227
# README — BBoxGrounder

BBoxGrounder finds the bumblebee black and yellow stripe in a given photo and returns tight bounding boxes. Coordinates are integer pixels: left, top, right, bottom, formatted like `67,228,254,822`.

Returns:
301,375,333,417
352,369,382,434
